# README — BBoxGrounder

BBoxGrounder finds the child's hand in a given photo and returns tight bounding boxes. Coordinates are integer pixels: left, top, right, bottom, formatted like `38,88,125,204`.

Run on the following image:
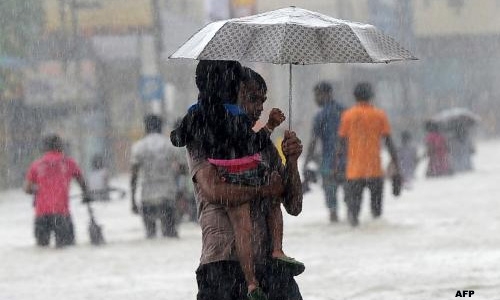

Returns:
266,108,286,130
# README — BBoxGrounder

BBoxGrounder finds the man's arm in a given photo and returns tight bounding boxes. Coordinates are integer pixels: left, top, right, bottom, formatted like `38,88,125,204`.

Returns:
303,116,320,171
385,135,401,175
74,173,91,202
304,135,317,168
281,130,303,216
195,164,284,207
24,165,37,195
334,137,347,180
23,180,36,195
130,164,140,214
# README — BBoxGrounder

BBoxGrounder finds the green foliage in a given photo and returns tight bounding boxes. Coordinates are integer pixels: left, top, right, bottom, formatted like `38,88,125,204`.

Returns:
0,0,43,57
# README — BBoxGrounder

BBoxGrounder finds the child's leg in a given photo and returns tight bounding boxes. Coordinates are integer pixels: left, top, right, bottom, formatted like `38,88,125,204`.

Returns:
267,200,286,258
267,201,305,277
226,202,259,292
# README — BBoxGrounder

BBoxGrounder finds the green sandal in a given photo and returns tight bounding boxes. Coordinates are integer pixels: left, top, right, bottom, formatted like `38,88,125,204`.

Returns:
273,256,306,276
247,287,268,300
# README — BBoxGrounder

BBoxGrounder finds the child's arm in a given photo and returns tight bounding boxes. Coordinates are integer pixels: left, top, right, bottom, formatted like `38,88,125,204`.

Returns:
248,108,285,145
265,108,286,133
170,112,195,147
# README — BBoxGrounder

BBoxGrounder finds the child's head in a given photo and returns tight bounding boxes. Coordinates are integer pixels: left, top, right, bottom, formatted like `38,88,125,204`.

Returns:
91,154,105,170
195,60,243,105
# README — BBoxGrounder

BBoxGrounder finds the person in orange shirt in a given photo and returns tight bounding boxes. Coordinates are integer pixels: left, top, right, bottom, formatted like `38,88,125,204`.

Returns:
335,82,401,227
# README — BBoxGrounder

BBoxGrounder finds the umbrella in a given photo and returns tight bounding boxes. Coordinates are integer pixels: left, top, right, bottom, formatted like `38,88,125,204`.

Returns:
169,6,417,128
431,107,480,129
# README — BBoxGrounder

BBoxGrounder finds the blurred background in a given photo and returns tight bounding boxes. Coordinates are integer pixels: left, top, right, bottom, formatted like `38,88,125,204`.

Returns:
1,0,499,189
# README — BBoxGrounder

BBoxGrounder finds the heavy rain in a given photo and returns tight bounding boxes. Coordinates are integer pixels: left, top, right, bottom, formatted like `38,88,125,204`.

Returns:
0,1,499,300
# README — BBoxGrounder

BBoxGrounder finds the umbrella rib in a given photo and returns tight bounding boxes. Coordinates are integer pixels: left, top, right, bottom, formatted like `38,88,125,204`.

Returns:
197,21,235,60
314,28,327,63
340,24,376,63
277,16,290,64
240,25,260,60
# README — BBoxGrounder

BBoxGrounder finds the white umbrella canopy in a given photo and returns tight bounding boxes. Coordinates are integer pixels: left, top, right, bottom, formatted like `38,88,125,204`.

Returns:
169,6,417,128
170,6,417,64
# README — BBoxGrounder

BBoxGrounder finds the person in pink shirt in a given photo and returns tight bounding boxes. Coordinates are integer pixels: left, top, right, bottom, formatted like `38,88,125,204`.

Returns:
424,121,452,177
24,134,90,248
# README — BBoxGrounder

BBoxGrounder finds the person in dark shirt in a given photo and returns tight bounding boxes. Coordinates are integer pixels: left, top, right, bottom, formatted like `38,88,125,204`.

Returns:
304,82,345,222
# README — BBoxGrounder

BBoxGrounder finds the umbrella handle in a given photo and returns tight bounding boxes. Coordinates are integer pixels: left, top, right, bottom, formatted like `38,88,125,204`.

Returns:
289,63,292,131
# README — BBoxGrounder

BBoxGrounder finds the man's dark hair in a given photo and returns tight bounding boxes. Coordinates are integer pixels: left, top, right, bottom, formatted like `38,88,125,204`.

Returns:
401,130,412,143
353,82,374,101
314,81,333,94
425,120,438,132
91,154,105,170
241,67,267,93
43,134,63,152
144,114,162,133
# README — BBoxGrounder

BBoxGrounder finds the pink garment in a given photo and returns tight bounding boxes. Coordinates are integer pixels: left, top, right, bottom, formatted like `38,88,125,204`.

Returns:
425,132,451,177
207,153,261,173
26,151,82,217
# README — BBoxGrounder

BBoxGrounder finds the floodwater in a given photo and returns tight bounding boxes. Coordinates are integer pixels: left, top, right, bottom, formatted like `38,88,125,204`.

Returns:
0,141,499,300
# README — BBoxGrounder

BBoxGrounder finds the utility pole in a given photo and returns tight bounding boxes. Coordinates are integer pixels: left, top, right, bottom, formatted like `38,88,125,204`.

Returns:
66,0,101,171
138,0,166,123
151,0,166,121
68,0,86,169
58,0,68,71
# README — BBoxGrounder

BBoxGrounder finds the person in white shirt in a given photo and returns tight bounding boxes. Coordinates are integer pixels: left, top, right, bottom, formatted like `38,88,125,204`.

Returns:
130,115,183,238
88,154,110,201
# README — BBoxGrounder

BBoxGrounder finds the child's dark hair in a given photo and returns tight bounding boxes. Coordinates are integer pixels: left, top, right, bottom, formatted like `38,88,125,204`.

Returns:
195,60,242,107
171,60,243,149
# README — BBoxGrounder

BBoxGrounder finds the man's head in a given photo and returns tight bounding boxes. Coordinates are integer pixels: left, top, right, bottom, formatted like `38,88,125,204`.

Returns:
91,154,104,170
238,67,268,125
313,81,333,107
424,121,438,132
401,130,412,144
43,134,63,152
353,82,374,102
195,60,243,104
144,114,162,134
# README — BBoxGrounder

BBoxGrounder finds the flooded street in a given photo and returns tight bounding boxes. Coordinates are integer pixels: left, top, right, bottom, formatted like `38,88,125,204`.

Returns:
1,140,499,300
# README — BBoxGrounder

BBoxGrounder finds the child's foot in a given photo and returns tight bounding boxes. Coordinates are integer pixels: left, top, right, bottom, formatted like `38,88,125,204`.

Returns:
247,287,268,300
272,253,305,276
